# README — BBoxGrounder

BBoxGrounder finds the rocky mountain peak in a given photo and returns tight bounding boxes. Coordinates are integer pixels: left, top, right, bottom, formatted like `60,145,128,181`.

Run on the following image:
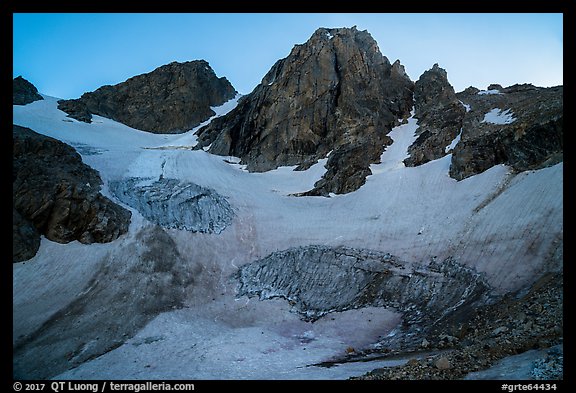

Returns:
195,26,414,195
404,63,465,167
13,76,44,105
57,60,236,134
391,59,409,79
413,63,457,117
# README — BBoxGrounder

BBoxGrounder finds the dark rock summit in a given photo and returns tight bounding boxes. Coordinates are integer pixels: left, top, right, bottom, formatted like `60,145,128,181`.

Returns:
13,76,44,105
195,27,414,195
57,60,236,133
404,64,466,167
13,125,131,262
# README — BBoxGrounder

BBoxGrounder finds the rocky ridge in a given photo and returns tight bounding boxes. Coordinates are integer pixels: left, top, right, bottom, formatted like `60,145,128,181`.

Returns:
195,27,414,195
57,60,236,133
403,64,466,167
12,125,131,262
404,64,563,181
450,83,563,180
13,76,44,105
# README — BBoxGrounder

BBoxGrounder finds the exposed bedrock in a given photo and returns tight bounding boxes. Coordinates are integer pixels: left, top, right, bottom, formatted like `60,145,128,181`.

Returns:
13,76,44,105
109,177,234,234
404,66,563,181
404,63,466,167
13,125,131,262
195,26,414,195
450,84,563,180
235,245,492,328
57,60,237,133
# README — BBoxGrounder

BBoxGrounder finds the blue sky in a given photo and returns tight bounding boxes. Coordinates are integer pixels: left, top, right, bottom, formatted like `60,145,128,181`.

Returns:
13,13,563,99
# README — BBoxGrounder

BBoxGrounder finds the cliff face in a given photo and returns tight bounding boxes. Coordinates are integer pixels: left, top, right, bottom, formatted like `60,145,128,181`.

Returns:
57,60,237,134
404,64,466,167
450,84,563,180
195,27,414,195
12,125,131,262
404,64,562,180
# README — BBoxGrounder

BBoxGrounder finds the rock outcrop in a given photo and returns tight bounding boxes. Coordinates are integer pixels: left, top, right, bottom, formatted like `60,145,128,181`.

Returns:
13,125,131,262
403,64,562,180
403,64,466,167
109,177,234,234
354,272,563,380
57,60,236,133
195,27,414,195
450,84,563,180
13,76,44,105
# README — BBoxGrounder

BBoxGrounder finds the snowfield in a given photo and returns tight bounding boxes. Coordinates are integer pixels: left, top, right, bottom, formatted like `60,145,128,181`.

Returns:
13,95,562,379
482,108,516,125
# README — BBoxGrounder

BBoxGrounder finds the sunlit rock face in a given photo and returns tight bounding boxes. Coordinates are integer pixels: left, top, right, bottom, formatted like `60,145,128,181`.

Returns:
195,26,414,195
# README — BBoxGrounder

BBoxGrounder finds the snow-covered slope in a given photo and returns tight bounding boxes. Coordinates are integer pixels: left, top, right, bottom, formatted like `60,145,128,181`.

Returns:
13,96,562,379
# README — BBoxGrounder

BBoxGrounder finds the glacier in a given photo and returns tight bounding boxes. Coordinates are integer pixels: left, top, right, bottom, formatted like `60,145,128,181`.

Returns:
13,95,562,379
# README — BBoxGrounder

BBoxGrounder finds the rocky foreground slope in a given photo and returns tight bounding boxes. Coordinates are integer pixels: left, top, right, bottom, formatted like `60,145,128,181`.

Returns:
353,271,563,380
